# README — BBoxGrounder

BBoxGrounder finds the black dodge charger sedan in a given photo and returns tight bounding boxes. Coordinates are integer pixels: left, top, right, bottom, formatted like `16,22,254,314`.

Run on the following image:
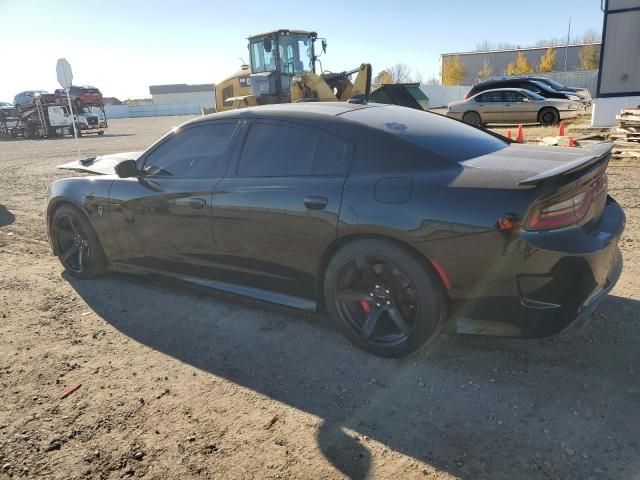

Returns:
47,103,624,357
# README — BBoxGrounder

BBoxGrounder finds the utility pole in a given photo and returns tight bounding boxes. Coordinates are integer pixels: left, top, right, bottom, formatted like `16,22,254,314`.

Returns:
564,17,571,71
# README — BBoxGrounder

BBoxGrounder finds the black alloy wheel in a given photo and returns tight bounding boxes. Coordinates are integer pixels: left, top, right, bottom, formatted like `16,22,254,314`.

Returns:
325,239,445,357
51,205,107,278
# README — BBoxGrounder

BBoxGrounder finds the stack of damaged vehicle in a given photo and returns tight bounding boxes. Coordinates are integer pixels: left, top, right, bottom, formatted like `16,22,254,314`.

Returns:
3,86,108,138
47,102,624,357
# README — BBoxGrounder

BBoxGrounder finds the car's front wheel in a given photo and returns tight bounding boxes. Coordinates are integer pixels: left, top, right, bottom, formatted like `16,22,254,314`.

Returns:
324,239,446,357
51,204,107,278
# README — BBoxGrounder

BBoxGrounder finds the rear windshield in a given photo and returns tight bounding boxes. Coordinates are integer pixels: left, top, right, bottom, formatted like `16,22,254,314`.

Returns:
342,105,507,162
85,88,100,94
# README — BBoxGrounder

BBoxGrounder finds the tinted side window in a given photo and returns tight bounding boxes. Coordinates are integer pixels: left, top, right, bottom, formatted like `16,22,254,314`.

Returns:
479,92,503,102
236,123,350,177
143,123,237,178
313,134,350,174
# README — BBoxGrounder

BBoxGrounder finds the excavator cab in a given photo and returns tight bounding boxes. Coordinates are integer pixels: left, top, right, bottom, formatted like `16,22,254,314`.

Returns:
247,29,318,104
214,29,371,111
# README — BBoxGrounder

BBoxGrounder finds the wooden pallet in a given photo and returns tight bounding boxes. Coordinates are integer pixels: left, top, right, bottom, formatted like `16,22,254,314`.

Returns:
610,108,640,158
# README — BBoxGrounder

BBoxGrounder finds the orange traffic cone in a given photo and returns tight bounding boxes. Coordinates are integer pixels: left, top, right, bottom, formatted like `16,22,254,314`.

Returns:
516,124,524,143
507,130,512,140
558,122,565,136
568,137,575,147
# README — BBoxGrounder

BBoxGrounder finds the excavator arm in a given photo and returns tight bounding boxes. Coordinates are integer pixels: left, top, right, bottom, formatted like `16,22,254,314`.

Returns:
290,63,372,103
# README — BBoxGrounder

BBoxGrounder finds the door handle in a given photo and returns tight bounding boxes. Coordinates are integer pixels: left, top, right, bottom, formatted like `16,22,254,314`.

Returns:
188,198,207,210
504,104,511,106
304,196,328,210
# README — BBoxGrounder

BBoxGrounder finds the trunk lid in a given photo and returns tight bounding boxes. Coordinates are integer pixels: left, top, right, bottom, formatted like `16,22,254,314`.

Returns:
459,142,611,187
57,151,143,175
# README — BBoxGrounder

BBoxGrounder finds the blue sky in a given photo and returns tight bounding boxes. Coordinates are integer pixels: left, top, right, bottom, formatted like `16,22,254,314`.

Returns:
0,0,604,101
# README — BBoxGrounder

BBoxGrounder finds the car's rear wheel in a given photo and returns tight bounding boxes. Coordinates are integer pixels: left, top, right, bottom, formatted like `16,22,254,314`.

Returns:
538,107,559,126
51,204,107,278
324,239,445,357
462,111,481,126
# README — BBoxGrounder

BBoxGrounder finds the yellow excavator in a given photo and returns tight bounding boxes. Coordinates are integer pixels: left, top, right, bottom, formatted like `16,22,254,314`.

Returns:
215,29,372,111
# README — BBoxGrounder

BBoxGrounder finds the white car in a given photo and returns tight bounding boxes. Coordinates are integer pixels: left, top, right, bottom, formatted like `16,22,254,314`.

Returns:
447,88,583,126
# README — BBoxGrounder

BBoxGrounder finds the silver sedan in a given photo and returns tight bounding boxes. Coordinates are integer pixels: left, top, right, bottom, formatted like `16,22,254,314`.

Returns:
446,88,582,126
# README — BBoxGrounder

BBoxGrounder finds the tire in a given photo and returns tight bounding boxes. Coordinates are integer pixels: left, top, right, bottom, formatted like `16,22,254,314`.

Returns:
538,108,559,126
462,111,481,126
324,238,445,357
97,130,104,136
23,124,32,139
50,204,108,278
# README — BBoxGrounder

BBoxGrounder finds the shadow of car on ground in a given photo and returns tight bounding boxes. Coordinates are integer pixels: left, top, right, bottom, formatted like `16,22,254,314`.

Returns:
65,272,640,479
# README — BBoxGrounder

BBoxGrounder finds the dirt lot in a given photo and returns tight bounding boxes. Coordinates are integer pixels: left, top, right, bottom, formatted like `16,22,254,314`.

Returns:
1,116,639,480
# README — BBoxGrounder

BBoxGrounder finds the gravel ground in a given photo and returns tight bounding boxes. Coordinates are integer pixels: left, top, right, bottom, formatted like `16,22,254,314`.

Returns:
0,116,639,480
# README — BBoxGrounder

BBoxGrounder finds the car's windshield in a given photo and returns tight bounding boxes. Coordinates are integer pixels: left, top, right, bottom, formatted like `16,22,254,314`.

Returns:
529,80,554,92
538,78,566,90
344,105,508,163
525,91,546,100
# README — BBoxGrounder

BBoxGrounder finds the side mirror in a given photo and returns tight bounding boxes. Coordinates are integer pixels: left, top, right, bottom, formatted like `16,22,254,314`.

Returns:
115,159,140,178
522,97,531,102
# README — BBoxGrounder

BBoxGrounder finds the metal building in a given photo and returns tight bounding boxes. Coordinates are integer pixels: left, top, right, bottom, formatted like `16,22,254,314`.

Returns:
149,83,216,107
441,43,601,86
592,0,640,126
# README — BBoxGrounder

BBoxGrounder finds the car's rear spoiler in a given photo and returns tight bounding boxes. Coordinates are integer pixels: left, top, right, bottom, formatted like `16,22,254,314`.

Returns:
518,142,612,186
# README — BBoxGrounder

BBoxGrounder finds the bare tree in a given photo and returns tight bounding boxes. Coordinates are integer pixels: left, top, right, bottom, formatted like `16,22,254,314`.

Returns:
387,63,412,83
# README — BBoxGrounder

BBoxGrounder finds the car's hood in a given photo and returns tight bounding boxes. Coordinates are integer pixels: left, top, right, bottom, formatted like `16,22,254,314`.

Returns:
58,151,143,174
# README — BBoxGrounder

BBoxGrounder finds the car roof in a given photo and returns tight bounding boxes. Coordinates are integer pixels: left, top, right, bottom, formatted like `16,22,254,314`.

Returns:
473,88,530,94
182,102,507,163
185,102,380,127
477,78,540,86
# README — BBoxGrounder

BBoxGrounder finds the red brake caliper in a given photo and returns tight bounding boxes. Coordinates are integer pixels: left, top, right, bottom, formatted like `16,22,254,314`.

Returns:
359,299,371,313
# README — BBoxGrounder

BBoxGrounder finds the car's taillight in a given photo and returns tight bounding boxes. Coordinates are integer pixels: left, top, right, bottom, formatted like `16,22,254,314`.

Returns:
526,175,607,231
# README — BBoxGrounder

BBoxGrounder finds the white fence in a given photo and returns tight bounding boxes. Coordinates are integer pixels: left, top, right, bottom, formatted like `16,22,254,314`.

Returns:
420,85,472,107
104,102,208,119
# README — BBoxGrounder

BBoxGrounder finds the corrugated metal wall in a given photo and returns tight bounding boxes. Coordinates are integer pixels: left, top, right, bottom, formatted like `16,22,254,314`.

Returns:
442,44,601,86
599,1,640,96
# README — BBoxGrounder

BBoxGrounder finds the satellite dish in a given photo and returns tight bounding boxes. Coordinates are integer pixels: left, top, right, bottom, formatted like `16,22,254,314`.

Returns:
56,58,73,89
